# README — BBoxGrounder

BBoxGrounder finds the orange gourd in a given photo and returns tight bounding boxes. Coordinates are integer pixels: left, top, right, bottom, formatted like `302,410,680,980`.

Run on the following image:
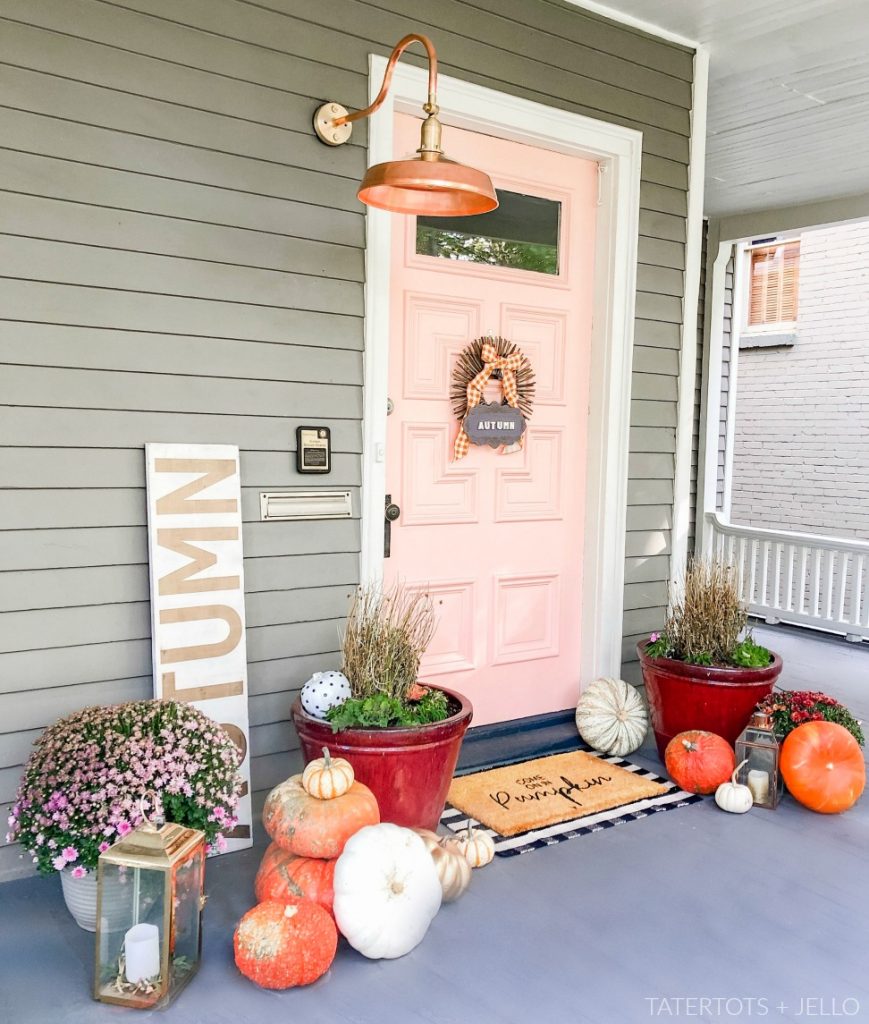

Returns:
665,730,736,794
234,900,337,989
254,842,336,918
263,773,379,858
781,721,866,814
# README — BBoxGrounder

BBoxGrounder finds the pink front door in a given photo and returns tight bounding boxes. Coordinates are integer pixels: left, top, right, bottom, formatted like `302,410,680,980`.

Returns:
384,113,598,726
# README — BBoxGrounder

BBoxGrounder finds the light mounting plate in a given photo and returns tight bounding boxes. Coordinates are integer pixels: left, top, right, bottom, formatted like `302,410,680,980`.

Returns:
313,102,352,146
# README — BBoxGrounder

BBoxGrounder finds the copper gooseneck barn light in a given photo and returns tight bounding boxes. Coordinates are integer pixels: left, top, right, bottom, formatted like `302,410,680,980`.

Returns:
313,34,498,216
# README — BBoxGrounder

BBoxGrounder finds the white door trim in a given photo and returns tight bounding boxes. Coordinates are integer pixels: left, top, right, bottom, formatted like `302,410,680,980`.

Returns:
360,56,642,686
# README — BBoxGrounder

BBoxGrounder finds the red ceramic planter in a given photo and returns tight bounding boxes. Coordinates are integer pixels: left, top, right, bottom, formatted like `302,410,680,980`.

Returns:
291,686,473,831
637,642,783,760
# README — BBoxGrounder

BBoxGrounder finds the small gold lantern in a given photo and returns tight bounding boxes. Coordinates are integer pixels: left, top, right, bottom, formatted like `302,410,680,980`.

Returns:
94,816,206,1009
735,711,783,810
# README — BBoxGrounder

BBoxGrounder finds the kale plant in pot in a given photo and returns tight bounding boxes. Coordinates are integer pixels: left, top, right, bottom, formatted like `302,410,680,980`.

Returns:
638,559,783,759
291,584,472,830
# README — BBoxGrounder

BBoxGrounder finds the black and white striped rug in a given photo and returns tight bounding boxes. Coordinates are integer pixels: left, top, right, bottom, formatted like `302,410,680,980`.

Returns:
439,744,703,857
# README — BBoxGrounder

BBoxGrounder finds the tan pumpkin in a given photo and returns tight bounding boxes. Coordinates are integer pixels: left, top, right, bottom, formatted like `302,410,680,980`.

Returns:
411,828,471,903
430,843,472,902
444,825,495,868
263,774,379,859
409,827,442,854
302,747,355,800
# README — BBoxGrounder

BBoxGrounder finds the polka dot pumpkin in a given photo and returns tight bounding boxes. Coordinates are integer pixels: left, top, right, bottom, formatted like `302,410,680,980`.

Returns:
301,671,351,719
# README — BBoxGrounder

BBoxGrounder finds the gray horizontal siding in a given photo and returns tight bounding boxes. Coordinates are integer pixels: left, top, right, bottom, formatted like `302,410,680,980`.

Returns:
0,0,693,879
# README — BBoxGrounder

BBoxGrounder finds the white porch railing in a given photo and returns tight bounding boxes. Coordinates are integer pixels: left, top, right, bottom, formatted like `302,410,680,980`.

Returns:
705,512,869,642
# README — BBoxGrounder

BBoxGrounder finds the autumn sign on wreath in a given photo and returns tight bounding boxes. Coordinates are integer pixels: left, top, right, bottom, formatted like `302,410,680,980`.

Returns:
452,336,535,460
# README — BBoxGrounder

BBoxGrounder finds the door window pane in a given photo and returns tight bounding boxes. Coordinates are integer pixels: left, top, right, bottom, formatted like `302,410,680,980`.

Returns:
416,189,560,275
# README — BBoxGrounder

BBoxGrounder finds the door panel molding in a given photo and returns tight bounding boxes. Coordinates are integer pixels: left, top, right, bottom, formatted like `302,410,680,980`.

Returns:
360,56,642,687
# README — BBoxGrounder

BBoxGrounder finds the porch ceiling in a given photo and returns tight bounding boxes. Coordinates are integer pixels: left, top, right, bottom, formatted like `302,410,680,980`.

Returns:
570,0,869,217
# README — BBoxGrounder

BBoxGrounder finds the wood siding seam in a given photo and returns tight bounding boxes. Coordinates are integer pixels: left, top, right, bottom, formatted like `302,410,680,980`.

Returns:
0,102,367,185
0,147,368,223
0,231,367,286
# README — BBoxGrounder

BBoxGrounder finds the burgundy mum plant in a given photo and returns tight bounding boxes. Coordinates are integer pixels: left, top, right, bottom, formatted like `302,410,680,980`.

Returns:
757,689,864,746
6,700,244,877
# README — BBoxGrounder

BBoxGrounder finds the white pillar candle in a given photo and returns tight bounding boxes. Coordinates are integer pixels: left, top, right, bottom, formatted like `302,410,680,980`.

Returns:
747,769,770,804
124,923,161,983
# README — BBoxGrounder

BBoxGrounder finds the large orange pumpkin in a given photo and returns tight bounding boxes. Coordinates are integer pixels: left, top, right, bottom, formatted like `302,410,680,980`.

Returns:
263,773,379,858
234,900,337,989
781,721,866,814
665,730,736,794
254,842,337,917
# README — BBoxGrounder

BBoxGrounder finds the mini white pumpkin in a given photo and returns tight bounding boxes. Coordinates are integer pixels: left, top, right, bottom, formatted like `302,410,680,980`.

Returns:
300,670,351,719
575,676,648,756
445,825,496,868
302,746,355,800
715,759,753,814
333,823,442,959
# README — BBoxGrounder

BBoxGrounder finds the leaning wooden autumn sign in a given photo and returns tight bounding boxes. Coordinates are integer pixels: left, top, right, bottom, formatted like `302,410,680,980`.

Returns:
145,443,253,852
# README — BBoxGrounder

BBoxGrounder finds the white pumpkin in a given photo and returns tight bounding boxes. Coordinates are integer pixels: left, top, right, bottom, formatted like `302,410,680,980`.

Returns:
575,676,648,756
333,823,442,959
715,760,753,814
444,825,496,868
300,670,351,719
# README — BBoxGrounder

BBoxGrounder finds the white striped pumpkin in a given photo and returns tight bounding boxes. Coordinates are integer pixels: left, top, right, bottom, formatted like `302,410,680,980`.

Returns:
575,677,648,756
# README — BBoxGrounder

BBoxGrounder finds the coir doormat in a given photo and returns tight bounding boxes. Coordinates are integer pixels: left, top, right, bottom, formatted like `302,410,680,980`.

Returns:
441,745,702,857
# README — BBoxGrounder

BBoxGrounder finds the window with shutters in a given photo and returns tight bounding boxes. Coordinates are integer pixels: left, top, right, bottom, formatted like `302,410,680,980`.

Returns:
747,240,800,328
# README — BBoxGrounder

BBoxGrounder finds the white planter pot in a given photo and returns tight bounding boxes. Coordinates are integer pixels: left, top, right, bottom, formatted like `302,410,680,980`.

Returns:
60,869,99,931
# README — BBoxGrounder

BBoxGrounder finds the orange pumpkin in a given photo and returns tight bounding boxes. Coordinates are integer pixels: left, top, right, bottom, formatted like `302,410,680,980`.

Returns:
665,730,736,794
263,773,379,858
254,842,336,918
234,900,337,989
781,721,866,814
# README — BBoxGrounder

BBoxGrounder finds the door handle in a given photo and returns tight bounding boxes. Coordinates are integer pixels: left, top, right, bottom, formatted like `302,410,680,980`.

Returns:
384,494,401,558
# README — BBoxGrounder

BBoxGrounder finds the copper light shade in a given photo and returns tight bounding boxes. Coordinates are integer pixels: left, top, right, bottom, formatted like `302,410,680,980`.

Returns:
358,156,498,216
313,34,498,217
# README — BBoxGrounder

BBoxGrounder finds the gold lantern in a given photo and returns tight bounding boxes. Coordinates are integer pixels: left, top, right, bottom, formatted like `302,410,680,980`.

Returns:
94,816,206,1008
735,711,783,810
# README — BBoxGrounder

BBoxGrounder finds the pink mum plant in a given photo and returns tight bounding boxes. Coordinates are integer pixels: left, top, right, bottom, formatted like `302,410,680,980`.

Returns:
6,700,244,877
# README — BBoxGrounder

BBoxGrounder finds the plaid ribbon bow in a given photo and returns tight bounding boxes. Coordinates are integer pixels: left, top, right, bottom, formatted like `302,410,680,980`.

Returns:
453,341,525,461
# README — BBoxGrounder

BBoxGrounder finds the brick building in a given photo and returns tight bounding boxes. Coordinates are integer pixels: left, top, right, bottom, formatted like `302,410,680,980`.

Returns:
729,221,869,540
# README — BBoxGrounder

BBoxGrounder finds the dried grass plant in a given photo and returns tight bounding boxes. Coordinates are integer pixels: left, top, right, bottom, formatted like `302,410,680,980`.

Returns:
665,558,748,663
341,583,436,702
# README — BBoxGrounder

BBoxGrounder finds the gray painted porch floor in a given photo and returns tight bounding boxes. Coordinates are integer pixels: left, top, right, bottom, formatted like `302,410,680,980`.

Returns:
2,624,868,1024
